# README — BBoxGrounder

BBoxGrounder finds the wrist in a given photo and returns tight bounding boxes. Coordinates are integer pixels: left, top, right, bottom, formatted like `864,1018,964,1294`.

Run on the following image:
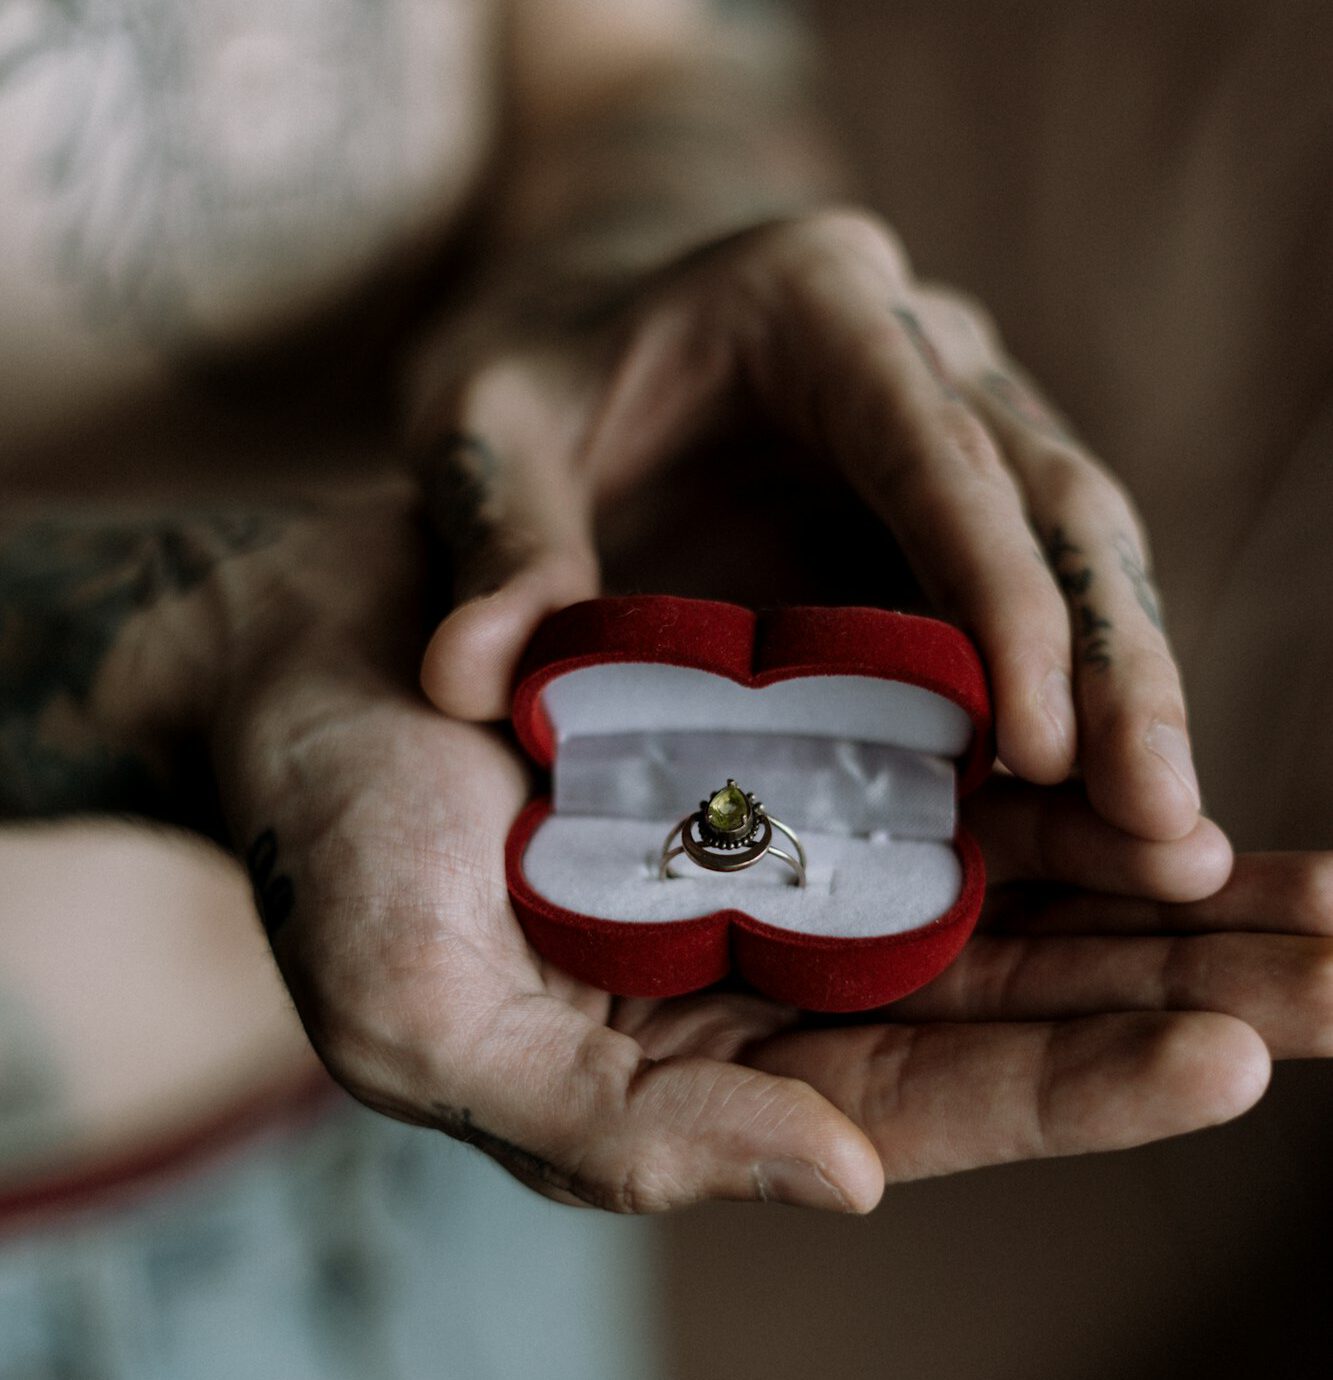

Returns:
206,481,429,846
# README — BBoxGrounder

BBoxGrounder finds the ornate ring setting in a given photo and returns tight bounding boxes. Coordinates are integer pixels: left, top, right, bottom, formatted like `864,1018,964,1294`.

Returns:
659,779,806,887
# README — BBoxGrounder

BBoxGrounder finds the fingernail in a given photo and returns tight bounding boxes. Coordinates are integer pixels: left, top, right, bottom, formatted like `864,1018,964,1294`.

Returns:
1038,669,1076,757
754,1158,853,1212
1145,722,1201,809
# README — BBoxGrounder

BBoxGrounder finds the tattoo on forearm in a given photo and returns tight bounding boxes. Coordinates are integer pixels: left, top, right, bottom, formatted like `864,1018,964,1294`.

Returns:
0,509,287,819
1114,532,1164,631
891,307,959,398
1043,525,1113,671
245,828,295,937
432,1104,607,1209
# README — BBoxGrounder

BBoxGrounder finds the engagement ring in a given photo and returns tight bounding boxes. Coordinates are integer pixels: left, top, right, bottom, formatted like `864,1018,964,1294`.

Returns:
658,779,806,887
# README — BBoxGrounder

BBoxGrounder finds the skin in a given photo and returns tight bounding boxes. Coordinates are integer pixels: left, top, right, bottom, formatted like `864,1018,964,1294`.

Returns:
414,1,1205,847
5,480,1323,1213
0,0,1328,1209
221,490,1332,1210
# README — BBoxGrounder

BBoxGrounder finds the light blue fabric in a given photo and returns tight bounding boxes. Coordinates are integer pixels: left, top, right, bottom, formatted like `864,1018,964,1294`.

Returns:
0,1100,664,1379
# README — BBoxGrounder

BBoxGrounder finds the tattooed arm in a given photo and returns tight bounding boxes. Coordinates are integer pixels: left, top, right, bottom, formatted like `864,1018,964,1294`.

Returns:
0,506,292,828
0,499,324,1184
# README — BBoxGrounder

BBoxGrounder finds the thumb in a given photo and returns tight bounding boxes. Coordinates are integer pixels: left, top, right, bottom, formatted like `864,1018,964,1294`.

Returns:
417,426,599,722
420,996,885,1213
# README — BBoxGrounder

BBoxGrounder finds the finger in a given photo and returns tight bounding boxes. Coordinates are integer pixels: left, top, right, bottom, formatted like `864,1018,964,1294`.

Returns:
957,354,1200,840
889,931,1333,1059
380,994,884,1214
746,1012,1269,1181
416,298,747,721
420,545,598,721
416,426,599,721
989,851,1333,938
965,777,1232,901
747,214,1077,785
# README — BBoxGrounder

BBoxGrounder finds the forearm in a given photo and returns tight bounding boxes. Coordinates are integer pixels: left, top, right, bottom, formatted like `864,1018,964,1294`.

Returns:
448,1,847,335
0,500,292,828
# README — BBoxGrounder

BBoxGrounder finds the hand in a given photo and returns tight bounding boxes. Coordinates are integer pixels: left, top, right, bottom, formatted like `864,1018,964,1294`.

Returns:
212,493,1327,1211
615,792,1328,1197
410,209,1201,843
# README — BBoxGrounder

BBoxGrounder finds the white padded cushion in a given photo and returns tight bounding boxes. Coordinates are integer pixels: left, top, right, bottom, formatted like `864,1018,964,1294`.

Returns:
523,820,962,938
541,665,972,757
555,730,956,839
524,662,970,937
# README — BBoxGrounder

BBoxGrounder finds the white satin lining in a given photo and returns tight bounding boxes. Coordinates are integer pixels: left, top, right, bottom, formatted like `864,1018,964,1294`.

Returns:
529,663,967,932
554,731,956,841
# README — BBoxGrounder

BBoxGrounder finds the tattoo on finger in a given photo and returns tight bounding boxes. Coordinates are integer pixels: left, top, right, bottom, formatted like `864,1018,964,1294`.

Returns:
1043,525,1114,672
1113,532,1164,631
418,431,517,599
890,306,960,398
1076,604,1113,672
432,1103,608,1209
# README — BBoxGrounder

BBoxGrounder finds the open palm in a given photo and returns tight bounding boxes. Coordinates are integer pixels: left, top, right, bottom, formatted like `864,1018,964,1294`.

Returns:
224,629,1329,1212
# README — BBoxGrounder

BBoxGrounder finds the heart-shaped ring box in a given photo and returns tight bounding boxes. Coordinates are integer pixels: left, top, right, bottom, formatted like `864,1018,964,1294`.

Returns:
506,596,993,1012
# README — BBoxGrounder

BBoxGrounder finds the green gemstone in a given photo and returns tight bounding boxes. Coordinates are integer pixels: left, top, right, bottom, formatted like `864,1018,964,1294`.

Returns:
706,783,750,833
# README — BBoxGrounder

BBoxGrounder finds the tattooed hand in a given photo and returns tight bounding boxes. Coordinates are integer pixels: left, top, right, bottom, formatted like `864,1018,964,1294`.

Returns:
410,210,1204,851
199,482,1333,1212
6,481,1326,1210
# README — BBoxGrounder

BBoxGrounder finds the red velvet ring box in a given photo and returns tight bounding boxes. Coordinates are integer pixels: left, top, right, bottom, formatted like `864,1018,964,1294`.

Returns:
506,596,993,1013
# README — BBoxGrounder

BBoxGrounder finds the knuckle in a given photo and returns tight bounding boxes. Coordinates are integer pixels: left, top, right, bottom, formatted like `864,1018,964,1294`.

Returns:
1088,472,1142,535
768,207,908,282
1031,448,1098,510
999,619,1072,673
1291,857,1333,928
569,1026,649,1110
1118,642,1184,691
804,206,907,265
1299,942,1333,1050
582,1156,684,1215
938,405,1007,480
1030,447,1142,532
451,357,547,438
1090,689,1183,750
917,283,1001,348
977,556,1070,638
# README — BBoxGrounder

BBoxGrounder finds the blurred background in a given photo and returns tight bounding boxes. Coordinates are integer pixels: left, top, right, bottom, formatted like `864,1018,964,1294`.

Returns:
1,0,1330,1375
